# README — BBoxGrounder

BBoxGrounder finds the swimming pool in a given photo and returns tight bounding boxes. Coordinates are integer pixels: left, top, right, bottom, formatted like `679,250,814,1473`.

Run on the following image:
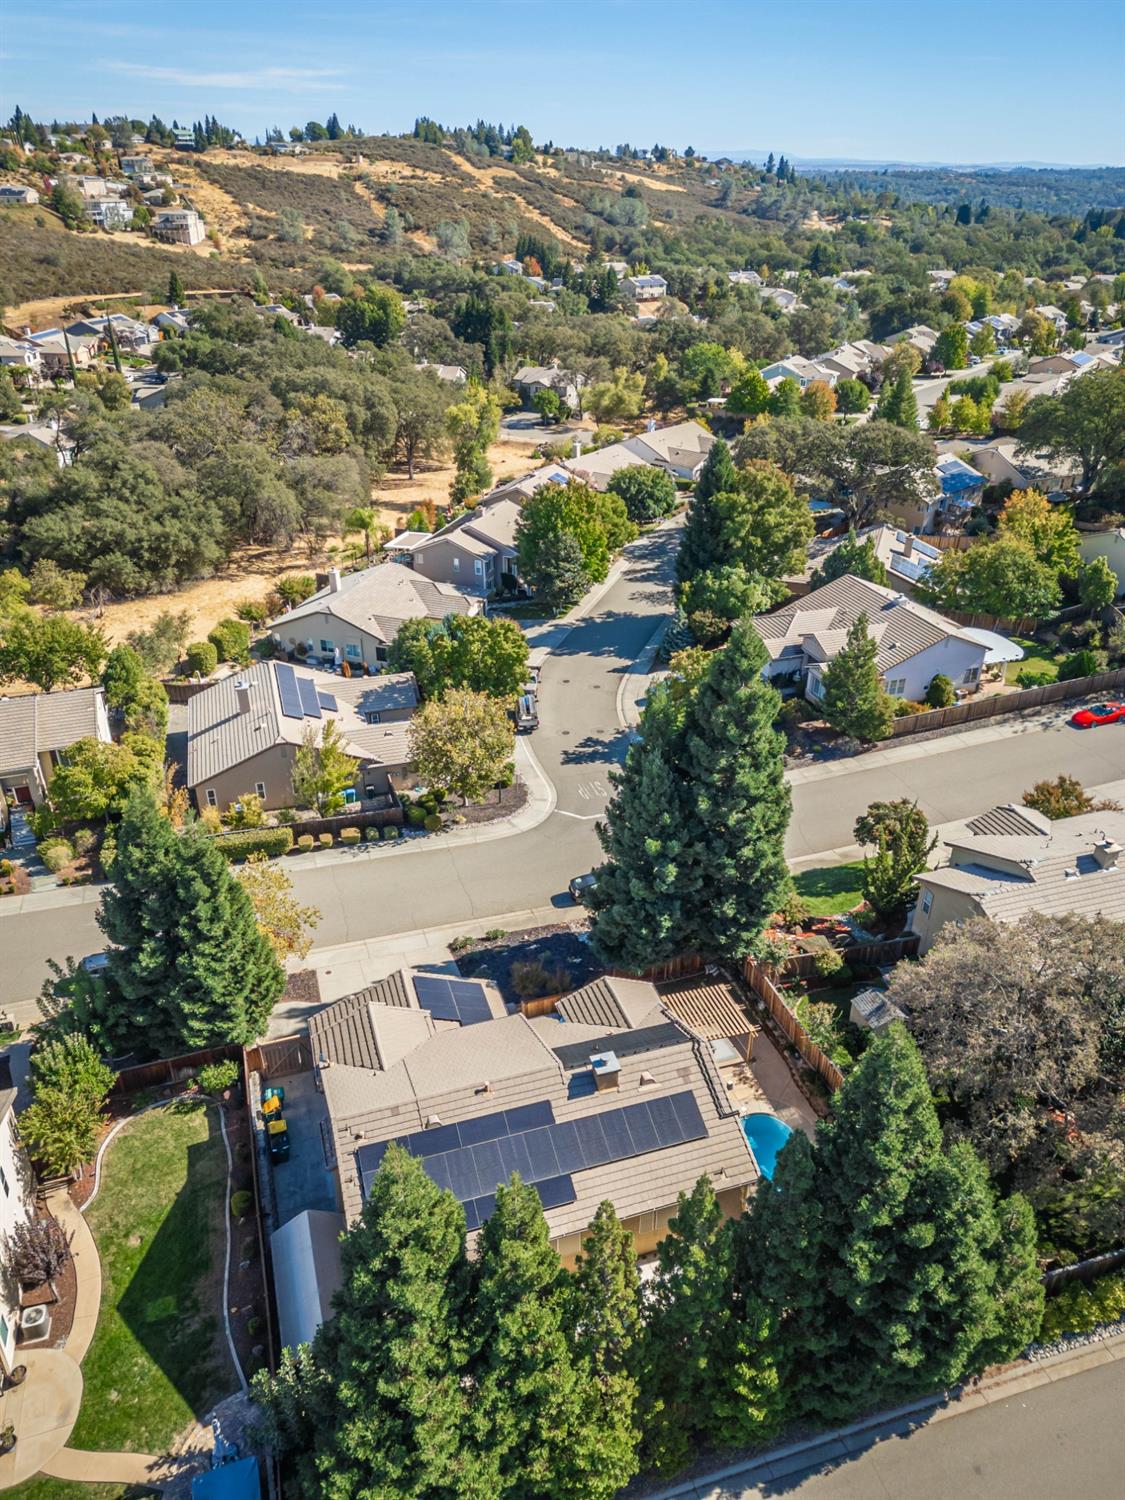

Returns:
741,1113,794,1180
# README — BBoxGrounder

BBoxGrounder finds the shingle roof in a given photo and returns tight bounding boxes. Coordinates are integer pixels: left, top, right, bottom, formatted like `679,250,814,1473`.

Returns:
753,574,982,674
0,687,105,773
269,562,476,644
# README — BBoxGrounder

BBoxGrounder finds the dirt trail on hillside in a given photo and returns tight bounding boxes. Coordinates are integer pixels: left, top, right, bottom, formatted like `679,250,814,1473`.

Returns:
449,159,586,248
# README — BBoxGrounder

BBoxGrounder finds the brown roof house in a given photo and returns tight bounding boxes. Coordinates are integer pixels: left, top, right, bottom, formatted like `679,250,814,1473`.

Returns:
408,497,524,598
0,686,111,809
912,804,1125,953
753,573,988,705
268,562,481,673
311,970,758,1266
186,661,420,814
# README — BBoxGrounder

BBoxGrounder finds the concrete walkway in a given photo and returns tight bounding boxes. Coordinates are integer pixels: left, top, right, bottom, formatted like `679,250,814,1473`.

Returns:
46,1187,101,1364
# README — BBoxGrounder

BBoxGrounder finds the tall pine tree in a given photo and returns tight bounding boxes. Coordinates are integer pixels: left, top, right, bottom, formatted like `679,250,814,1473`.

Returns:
639,1177,781,1473
467,1177,592,1497
676,620,791,958
818,612,895,742
676,437,736,586
99,791,283,1055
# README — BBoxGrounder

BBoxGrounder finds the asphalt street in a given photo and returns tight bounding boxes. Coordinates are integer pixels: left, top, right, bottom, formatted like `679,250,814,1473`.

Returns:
700,1358,1125,1500
2,523,1122,1012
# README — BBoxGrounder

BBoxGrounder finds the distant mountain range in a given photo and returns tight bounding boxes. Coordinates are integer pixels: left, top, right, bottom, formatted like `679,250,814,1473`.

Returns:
704,152,1120,172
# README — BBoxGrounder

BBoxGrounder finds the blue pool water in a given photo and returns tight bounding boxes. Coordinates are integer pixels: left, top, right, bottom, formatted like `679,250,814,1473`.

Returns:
741,1113,794,1180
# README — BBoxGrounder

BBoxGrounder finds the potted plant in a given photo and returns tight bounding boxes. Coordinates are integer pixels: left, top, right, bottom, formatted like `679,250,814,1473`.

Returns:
0,1424,15,1455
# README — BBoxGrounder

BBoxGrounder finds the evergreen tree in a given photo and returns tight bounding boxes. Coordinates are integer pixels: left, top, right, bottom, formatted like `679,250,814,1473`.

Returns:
639,1177,781,1473
810,528,889,588
467,1177,591,1497
875,368,920,430
564,1202,644,1497
167,268,185,307
818,613,895,741
676,437,736,586
675,621,791,958
97,790,284,1055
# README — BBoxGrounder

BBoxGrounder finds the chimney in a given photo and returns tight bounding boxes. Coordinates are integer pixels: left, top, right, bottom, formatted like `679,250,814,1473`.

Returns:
902,535,914,559
589,1050,621,1092
1093,840,1122,870
646,417,657,432
571,437,582,459
328,567,342,593
234,679,252,716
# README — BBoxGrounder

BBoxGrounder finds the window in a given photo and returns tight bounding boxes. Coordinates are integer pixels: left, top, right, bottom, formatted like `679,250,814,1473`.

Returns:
319,639,334,654
886,677,907,697
452,556,460,571
364,711,381,725
921,889,933,915
0,1164,8,1197
344,642,362,661
205,788,217,808
963,665,980,684
254,782,266,800
473,559,483,575
807,674,824,699
374,646,388,663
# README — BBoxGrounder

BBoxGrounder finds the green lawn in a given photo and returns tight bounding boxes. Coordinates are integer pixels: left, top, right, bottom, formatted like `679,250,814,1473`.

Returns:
793,861,866,917
3,1482,154,1500
1004,637,1063,685
69,1101,236,1455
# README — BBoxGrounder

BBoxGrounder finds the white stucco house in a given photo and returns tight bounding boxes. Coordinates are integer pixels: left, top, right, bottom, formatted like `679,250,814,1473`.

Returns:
0,1057,34,1374
753,574,988,705
1079,528,1125,598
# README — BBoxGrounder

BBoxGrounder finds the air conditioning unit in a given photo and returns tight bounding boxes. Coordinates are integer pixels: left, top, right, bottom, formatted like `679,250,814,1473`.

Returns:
20,1305,49,1338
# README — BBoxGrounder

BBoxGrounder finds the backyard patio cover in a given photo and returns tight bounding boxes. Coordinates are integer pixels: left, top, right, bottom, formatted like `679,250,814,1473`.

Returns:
270,1208,345,1352
959,627,1026,665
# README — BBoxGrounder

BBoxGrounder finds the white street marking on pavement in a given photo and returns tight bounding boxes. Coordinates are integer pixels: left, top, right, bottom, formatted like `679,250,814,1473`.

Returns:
557,811,602,820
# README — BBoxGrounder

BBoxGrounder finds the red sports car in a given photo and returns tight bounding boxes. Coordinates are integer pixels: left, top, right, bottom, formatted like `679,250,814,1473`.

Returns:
1070,701,1125,728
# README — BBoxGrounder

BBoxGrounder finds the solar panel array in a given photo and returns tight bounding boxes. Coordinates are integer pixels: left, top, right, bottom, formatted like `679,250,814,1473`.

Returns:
274,662,304,720
412,974,493,1026
297,675,322,718
356,1089,708,1230
317,691,337,712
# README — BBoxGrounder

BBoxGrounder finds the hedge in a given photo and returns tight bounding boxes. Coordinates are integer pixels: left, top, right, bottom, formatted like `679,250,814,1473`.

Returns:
210,827,294,861
186,640,218,676
208,618,252,663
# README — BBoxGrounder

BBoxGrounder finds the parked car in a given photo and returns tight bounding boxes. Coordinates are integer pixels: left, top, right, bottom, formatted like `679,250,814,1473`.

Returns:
1070,701,1125,728
514,692,539,733
569,871,597,904
267,1117,290,1163
525,663,542,692
79,951,111,975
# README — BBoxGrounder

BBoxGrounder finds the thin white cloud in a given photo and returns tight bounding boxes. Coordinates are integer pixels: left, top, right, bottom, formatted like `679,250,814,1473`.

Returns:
105,61,348,90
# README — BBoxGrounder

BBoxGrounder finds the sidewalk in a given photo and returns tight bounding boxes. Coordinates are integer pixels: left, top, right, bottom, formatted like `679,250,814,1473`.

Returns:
643,1327,1125,1500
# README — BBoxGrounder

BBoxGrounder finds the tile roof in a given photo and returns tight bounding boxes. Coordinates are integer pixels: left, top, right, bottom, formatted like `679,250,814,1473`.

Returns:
0,687,106,772
965,803,1052,837
269,562,476,644
753,574,982,673
556,976,666,1031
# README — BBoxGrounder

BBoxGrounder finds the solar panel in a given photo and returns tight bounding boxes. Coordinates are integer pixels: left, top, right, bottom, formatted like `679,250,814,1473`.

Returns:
573,1114,613,1169
451,980,493,1025
405,1122,461,1158
297,675,322,718
317,691,337,712
462,1198,482,1233
523,1129,560,1181
457,1109,511,1149
670,1092,708,1144
497,1132,533,1182
623,1100,661,1155
505,1101,554,1133
445,1151,482,1203
549,1120,585,1175
471,1138,507,1195
274,661,304,720
599,1110,636,1161
646,1093,685,1146
535,1174,576,1211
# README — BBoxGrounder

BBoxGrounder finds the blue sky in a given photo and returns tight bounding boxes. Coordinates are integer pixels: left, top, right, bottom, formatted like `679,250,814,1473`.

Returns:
2,0,1123,165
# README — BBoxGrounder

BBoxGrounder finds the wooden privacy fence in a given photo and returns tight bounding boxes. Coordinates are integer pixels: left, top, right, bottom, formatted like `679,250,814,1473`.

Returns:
109,1043,240,1096
1042,1246,1125,1293
286,803,404,837
743,958,845,1093
162,678,216,705
781,935,920,979
244,1034,313,1078
608,953,705,984
890,666,1125,739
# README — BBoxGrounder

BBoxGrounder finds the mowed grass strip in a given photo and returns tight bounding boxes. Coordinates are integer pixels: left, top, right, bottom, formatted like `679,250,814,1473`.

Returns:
792,861,867,917
69,1101,235,1454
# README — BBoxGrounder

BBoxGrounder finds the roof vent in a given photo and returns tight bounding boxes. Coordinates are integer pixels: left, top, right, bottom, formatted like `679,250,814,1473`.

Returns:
1064,868,1080,880
1094,840,1122,870
589,1050,621,1092
638,1071,656,1088
425,1114,443,1128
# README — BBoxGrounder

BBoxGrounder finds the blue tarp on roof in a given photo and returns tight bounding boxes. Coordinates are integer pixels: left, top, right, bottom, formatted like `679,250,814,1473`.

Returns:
941,469,983,495
191,1458,260,1500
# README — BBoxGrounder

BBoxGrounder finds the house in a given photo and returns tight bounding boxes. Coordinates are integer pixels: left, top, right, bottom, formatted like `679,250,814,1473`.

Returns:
153,309,190,335
928,268,956,289
0,421,77,465
1078,528,1125,598
799,525,941,597
172,129,196,150
959,437,1078,495
0,1055,34,1375
23,329,100,379
622,274,668,300
887,324,940,359
151,208,206,245
0,184,38,205
62,175,126,200
566,419,715,489
1026,350,1101,378
186,662,421,812
753,574,988,705
1034,304,1069,336
0,686,112,807
414,361,467,384
758,285,801,313
512,364,583,411
728,269,762,287
86,197,132,230
309,971,759,1265
814,341,887,382
268,561,481,672
982,312,1021,344
64,314,154,352
912,804,1125,953
0,336,45,386
119,155,154,176
496,258,524,276
888,454,986,535
409,497,524,597
760,354,838,389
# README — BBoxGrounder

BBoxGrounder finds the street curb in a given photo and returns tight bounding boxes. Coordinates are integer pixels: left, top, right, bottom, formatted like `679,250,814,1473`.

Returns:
641,1328,1125,1499
616,619,671,734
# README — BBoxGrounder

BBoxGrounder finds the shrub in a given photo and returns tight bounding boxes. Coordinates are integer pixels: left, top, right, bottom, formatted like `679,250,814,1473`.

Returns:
208,618,252,664
198,1059,239,1094
777,889,810,926
275,575,317,606
340,827,361,845
365,827,381,842
211,827,293,862
276,806,297,825
510,960,571,998
39,837,75,874
925,673,955,708
98,832,117,872
318,832,333,848
1039,1271,1125,1342
448,935,475,954
296,834,315,851
230,1189,253,1219
72,827,97,856
1057,648,1109,681
405,806,426,827
235,599,267,626
186,640,218,677
0,859,11,876
483,928,508,941
892,699,928,717
1016,669,1055,688
814,947,845,979
383,825,400,840
30,805,58,840
226,793,265,829
423,813,443,833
